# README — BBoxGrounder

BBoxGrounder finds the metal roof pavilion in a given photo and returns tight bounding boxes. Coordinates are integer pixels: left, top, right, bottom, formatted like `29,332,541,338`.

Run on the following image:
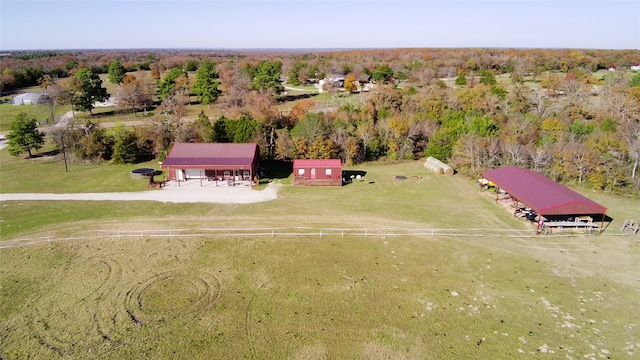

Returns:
482,166,607,216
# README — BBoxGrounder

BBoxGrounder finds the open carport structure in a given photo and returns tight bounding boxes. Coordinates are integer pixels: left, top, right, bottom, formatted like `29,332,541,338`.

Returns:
482,166,608,233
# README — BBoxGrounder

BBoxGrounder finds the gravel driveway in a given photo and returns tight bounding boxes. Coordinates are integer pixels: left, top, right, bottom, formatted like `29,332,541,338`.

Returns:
0,181,282,204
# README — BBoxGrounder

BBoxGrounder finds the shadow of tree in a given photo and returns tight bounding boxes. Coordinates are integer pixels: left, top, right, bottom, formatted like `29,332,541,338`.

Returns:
261,159,292,180
342,170,367,185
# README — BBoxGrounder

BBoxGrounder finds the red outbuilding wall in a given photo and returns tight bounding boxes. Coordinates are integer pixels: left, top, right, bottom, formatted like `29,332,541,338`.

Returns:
293,159,342,186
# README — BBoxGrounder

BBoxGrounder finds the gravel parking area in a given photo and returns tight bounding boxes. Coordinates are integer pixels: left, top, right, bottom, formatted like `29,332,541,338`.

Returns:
0,181,282,204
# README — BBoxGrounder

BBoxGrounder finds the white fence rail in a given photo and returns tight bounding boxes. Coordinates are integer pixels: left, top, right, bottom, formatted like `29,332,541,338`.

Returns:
1,227,632,250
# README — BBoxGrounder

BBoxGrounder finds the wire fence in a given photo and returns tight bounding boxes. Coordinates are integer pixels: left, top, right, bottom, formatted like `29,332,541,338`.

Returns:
1,226,633,250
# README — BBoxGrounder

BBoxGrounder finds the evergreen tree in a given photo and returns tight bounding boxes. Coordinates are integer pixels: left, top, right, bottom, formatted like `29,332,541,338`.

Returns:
73,67,108,114
6,112,45,157
107,60,127,85
372,64,393,83
111,123,138,164
287,62,304,86
249,61,284,94
630,71,640,87
479,70,497,86
158,67,187,100
455,72,467,86
192,61,222,107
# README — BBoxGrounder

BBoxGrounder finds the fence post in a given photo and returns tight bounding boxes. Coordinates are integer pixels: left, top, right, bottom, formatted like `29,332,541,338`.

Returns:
320,230,322,239
272,230,274,238
342,230,344,238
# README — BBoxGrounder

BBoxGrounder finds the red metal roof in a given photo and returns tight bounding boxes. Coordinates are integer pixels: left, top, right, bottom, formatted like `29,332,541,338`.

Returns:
161,143,258,167
293,159,342,168
482,166,607,216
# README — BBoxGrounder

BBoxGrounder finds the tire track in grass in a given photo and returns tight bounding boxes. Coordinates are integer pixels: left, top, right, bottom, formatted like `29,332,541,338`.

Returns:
27,256,119,356
123,270,221,326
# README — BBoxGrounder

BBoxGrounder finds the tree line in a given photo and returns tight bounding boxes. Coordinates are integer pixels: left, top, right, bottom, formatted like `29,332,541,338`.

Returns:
4,48,640,195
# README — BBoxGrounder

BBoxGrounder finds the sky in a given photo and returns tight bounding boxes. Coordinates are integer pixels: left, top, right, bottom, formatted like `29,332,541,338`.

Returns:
1,0,639,51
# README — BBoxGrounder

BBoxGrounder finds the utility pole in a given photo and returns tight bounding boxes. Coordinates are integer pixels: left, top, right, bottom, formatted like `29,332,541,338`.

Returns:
61,134,68,173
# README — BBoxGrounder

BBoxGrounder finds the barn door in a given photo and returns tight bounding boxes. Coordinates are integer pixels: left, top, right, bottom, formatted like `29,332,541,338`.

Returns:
311,168,316,179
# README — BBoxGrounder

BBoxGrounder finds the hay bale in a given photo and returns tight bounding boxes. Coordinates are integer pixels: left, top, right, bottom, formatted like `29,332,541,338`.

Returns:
424,157,454,175
424,157,443,174
441,163,454,175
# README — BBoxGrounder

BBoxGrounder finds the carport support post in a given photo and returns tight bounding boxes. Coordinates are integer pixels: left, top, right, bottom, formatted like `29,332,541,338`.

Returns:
601,213,606,233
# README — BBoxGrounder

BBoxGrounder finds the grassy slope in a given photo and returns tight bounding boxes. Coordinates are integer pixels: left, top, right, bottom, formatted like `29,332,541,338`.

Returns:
1,146,639,359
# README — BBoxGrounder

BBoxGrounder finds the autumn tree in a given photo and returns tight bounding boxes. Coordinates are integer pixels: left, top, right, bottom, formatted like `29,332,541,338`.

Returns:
344,73,358,93
220,62,251,110
116,74,153,115
307,138,339,159
287,99,315,127
64,120,112,162
192,60,222,107
37,74,56,123
48,79,79,115
274,129,294,160
356,121,376,160
6,112,45,157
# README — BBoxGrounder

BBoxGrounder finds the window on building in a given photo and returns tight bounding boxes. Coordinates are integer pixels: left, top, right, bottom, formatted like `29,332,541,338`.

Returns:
325,169,332,175
298,168,305,176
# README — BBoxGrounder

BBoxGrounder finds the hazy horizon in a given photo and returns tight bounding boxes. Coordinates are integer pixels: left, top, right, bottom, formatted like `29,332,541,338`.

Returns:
1,1,639,51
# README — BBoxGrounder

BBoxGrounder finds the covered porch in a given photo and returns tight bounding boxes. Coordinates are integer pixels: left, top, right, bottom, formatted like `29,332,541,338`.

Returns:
164,166,255,187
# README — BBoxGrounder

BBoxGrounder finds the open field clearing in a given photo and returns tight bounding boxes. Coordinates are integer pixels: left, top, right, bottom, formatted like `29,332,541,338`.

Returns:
1,157,639,358
1,233,638,359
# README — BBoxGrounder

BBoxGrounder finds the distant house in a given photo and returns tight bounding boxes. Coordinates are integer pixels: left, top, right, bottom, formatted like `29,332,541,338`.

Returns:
12,92,48,105
161,143,260,185
293,159,342,186
631,64,640,71
316,75,345,93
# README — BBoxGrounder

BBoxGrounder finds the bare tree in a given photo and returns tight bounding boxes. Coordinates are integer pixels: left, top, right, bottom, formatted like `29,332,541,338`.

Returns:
220,62,251,111
116,74,152,115
356,122,376,160
528,145,553,173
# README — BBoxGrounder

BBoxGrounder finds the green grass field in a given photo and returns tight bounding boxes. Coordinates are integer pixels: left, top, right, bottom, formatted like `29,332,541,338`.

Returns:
1,148,639,358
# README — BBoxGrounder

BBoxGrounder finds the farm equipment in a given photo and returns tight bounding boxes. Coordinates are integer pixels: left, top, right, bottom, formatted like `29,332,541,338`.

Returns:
621,219,639,235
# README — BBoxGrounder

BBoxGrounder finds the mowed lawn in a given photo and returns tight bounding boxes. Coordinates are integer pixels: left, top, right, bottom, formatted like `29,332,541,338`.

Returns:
1,233,639,359
1,155,639,358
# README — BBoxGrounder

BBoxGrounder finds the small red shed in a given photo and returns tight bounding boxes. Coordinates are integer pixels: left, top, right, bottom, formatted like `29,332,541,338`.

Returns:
293,159,342,186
